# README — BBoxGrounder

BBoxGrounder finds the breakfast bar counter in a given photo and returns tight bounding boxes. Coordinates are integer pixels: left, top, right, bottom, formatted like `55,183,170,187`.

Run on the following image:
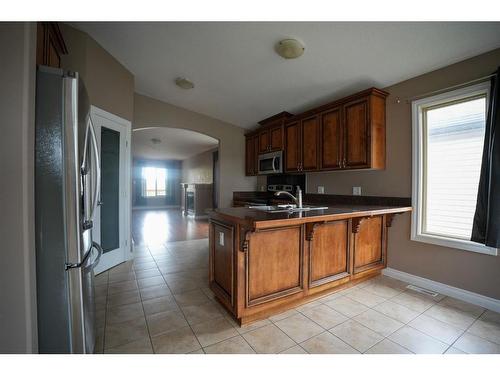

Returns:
208,200,411,326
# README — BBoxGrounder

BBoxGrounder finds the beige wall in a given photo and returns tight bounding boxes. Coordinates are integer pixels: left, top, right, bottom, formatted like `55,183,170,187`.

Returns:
0,23,37,353
134,93,256,208
60,24,134,122
306,48,500,299
182,148,218,184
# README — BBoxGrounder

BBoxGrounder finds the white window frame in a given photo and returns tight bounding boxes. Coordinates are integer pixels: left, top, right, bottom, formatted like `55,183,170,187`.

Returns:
411,81,497,256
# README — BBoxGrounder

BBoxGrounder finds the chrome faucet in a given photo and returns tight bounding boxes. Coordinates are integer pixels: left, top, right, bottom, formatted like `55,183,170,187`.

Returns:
274,185,302,208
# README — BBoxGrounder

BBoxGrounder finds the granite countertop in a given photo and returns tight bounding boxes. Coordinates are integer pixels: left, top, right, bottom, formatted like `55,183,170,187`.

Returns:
210,204,412,229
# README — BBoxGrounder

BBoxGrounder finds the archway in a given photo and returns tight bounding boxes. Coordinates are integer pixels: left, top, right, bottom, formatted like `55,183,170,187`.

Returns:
131,127,219,245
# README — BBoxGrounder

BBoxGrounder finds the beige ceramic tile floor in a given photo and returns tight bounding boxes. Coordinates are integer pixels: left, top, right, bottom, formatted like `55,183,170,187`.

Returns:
93,238,500,354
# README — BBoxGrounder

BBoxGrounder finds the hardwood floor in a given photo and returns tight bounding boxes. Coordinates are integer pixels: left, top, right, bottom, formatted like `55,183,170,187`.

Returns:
132,208,209,245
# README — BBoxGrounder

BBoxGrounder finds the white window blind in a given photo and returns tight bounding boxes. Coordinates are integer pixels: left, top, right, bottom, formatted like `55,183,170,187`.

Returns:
411,81,497,255
423,96,486,239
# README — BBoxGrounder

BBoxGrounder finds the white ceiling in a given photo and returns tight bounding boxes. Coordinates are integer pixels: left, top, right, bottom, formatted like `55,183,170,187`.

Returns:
73,22,500,129
132,127,218,160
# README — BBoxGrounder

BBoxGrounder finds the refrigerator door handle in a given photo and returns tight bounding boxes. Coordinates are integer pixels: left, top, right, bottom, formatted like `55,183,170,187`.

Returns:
88,116,101,222
65,241,103,271
81,115,101,227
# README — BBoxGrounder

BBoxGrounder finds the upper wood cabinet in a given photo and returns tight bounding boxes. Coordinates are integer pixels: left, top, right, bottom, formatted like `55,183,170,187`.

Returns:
36,22,68,68
254,111,292,154
284,115,320,173
320,107,343,169
245,88,387,175
301,116,320,171
294,88,388,173
284,121,301,172
245,133,259,176
258,124,283,153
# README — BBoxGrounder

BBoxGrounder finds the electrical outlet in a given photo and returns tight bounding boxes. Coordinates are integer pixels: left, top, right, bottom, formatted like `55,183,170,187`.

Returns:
317,186,325,194
353,186,361,196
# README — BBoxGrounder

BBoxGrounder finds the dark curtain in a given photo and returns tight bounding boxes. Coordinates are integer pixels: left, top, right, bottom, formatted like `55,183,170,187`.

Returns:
132,158,181,207
471,68,500,248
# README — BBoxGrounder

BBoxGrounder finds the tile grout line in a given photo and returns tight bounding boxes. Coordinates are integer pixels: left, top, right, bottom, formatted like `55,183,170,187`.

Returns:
446,308,489,352
152,241,206,353
137,244,156,354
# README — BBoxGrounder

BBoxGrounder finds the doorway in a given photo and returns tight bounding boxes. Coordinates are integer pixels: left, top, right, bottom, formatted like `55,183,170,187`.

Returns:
91,106,132,274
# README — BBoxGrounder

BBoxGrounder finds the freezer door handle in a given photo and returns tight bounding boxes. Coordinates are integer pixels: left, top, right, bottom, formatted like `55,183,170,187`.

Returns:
81,115,101,226
65,241,103,271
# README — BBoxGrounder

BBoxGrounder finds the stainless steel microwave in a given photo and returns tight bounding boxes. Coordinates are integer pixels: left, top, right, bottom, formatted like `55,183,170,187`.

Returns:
258,151,283,175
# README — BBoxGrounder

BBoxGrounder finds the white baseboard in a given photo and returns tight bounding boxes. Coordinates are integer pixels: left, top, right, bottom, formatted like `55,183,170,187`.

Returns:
382,267,500,313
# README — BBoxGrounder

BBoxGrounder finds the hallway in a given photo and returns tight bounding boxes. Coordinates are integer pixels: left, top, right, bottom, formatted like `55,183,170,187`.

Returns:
132,209,209,245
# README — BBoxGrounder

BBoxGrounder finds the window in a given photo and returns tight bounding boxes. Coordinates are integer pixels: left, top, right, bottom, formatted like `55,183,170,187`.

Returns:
412,82,497,255
142,167,167,197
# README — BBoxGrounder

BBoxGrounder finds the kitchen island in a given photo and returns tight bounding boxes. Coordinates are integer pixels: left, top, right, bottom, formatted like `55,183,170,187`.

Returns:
208,201,411,326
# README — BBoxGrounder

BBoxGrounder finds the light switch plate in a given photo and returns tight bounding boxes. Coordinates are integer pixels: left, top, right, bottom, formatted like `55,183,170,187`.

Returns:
317,186,325,194
219,232,224,246
352,186,361,196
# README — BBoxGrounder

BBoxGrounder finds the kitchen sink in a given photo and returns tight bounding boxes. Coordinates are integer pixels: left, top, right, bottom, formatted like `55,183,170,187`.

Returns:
248,205,328,213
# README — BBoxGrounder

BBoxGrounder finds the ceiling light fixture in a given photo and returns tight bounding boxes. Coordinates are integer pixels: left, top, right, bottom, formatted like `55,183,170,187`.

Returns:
151,138,162,145
175,77,195,89
275,39,305,59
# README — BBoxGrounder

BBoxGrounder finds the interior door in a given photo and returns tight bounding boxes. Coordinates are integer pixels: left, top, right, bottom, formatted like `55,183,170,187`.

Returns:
91,106,131,274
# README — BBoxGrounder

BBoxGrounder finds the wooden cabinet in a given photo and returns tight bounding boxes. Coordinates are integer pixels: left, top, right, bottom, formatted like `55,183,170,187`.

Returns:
307,220,350,288
258,124,283,153
301,116,320,171
284,115,321,172
245,134,258,176
248,88,387,175
208,210,405,325
209,221,235,310
284,121,301,172
344,97,370,168
246,226,303,306
320,107,343,169
256,112,292,154
352,215,386,275
36,22,67,68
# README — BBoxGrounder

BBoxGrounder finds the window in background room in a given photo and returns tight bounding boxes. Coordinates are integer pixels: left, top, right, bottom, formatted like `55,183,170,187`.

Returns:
142,166,167,197
412,81,496,255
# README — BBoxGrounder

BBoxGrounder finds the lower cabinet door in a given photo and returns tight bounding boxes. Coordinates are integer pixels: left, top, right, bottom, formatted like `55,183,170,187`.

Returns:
352,215,385,274
308,220,350,288
210,221,234,308
246,226,303,306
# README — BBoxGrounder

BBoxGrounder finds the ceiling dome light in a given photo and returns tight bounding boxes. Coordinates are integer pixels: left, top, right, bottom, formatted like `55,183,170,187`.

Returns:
275,39,305,59
151,138,162,145
175,77,194,89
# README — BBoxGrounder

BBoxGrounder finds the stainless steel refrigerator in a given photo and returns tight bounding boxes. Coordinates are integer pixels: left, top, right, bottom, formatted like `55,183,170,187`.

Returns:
35,66,103,353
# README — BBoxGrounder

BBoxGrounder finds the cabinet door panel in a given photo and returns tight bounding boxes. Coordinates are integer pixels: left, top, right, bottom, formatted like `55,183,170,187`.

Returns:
247,227,302,305
285,122,301,172
353,216,384,273
344,99,369,168
245,136,256,176
320,108,342,169
258,130,269,153
309,221,349,287
301,116,319,171
210,222,234,307
269,126,283,151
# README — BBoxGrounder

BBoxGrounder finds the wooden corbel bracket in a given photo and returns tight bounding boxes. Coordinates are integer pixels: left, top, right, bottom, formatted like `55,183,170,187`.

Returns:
305,221,327,241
